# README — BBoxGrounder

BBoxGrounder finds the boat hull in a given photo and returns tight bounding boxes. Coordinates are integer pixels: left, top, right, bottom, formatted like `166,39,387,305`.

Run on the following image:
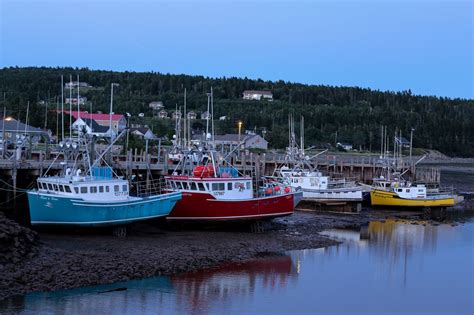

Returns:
370,189,455,208
27,191,182,226
301,187,363,203
167,191,302,221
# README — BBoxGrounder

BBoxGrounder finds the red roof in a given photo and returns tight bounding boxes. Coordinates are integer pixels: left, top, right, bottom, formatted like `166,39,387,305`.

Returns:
63,110,124,122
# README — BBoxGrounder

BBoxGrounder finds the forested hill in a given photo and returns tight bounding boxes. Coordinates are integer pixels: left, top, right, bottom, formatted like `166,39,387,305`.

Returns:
1,67,473,157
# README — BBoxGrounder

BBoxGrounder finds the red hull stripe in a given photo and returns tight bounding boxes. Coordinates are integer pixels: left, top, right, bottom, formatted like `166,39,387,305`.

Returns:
166,211,294,221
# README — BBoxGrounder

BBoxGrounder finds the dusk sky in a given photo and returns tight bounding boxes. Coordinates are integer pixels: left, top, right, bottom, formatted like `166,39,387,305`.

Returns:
1,0,472,99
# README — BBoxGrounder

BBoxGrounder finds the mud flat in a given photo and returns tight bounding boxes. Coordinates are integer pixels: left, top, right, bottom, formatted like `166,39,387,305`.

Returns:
0,210,394,301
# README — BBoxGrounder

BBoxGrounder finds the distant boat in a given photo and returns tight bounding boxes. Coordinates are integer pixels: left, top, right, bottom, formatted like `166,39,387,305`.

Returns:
27,166,181,229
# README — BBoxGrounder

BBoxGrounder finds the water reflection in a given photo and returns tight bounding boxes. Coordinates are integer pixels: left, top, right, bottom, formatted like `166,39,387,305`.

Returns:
2,216,473,315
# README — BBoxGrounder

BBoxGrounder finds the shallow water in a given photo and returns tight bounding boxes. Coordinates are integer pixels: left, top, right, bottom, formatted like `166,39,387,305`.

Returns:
2,217,473,315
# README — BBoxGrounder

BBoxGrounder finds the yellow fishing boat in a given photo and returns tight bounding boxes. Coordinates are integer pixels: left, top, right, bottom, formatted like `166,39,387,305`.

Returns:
370,179,457,208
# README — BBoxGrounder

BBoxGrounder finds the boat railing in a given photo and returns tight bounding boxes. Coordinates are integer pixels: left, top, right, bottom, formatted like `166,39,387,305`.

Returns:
131,178,167,197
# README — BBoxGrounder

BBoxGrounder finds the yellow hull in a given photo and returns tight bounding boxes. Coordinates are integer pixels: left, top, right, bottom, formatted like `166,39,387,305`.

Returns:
370,189,455,207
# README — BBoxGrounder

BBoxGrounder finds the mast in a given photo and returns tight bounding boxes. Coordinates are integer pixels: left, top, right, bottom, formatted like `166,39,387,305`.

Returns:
211,86,215,143
300,116,304,154
183,88,187,148
69,75,72,139
77,75,80,141
206,91,210,142
61,75,64,141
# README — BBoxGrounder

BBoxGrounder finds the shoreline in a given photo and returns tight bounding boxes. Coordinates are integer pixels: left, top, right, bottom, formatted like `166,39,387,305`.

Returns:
0,209,454,302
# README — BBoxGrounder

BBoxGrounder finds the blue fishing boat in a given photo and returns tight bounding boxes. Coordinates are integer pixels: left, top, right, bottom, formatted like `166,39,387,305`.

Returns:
27,166,181,230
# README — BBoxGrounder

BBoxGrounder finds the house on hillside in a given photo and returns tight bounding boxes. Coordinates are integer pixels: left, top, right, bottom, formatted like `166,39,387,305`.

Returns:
172,111,182,120
201,111,211,120
65,111,126,134
130,127,155,140
72,117,114,138
65,96,87,105
65,82,91,89
337,142,353,151
187,111,197,120
212,133,268,150
242,90,273,101
395,136,411,148
158,110,168,119
149,101,164,110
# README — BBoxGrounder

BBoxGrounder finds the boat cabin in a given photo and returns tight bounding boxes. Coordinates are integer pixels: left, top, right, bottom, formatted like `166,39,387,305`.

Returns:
373,179,427,199
36,167,130,201
280,168,329,190
165,176,254,200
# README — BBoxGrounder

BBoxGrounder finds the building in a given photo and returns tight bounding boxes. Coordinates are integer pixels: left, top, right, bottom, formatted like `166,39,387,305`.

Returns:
130,127,155,140
242,90,273,101
201,111,211,120
337,142,353,151
219,116,227,121
65,111,126,134
65,82,92,89
65,97,87,105
0,118,47,146
149,101,164,110
187,111,197,120
172,111,182,120
395,136,411,148
158,110,168,119
192,134,268,150
71,117,114,138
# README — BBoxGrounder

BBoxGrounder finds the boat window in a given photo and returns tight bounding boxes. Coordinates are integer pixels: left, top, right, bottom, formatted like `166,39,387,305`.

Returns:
397,189,402,192
418,189,423,192
65,186,72,193
190,182,198,190
90,186,97,193
198,183,205,191
227,183,232,190
37,182,43,189
106,186,110,193
74,187,79,194
246,182,251,190
54,184,59,191
206,183,210,190
99,186,104,193
406,189,410,193
122,185,128,192
212,183,225,191
48,183,53,191
114,185,120,192
80,187,87,194
58,185,64,192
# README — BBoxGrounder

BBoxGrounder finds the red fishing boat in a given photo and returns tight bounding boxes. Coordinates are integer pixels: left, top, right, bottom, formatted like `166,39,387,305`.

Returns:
164,159,302,222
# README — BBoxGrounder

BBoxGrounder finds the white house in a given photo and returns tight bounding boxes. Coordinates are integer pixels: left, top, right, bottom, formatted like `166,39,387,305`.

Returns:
149,101,164,110
65,96,87,105
130,127,155,140
337,142,353,151
71,117,115,138
242,90,273,101
187,111,197,120
158,110,168,119
201,111,211,120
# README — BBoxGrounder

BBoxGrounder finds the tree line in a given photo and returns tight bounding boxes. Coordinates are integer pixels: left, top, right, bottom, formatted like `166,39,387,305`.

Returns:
0,66,473,156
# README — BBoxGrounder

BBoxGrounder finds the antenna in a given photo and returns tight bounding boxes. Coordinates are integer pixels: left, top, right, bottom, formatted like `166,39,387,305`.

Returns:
206,91,210,141
77,75,80,141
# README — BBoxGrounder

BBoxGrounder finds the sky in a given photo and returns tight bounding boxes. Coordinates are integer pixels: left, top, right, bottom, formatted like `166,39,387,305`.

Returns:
0,0,472,99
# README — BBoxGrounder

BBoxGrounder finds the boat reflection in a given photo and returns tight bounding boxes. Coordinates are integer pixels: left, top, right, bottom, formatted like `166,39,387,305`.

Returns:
2,255,297,314
171,255,298,314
